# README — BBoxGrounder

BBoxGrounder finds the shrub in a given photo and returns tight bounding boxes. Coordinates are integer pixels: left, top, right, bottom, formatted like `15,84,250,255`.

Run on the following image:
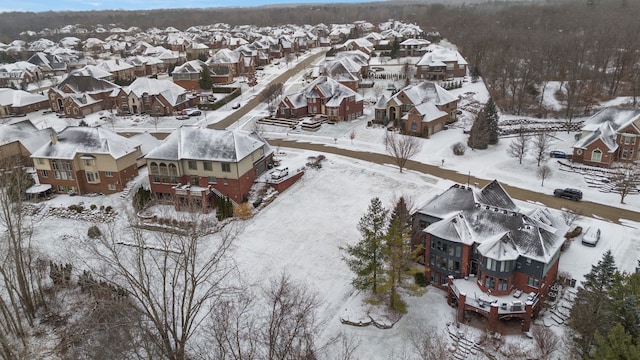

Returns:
234,203,253,220
105,206,113,213
90,204,97,210
100,205,105,211
68,204,84,213
414,272,429,287
253,198,263,208
451,142,467,156
132,187,152,212
87,225,101,239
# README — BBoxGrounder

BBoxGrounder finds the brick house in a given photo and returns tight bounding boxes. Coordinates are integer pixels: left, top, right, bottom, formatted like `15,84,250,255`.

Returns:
277,76,363,122
0,88,49,116
47,75,121,118
413,181,566,332
571,107,640,167
374,81,458,135
172,60,232,90
145,126,274,213
415,44,468,80
30,126,141,195
113,77,195,116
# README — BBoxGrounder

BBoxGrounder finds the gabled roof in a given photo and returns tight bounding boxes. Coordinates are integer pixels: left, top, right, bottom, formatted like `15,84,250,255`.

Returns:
145,126,270,163
412,102,447,123
392,81,457,107
31,126,140,160
419,181,566,263
417,45,468,66
70,65,112,79
57,74,120,94
124,78,187,107
0,120,55,153
0,88,47,107
573,107,640,151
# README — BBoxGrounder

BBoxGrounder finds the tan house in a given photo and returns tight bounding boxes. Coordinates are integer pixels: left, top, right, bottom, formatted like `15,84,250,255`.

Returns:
0,120,55,167
31,126,141,195
572,107,640,167
416,44,468,80
145,126,273,212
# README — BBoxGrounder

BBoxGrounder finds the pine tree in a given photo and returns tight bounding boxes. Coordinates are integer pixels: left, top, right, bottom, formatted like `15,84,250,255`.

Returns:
343,197,388,294
485,98,500,145
379,197,423,313
198,66,213,91
569,250,619,355
592,323,640,360
467,109,490,149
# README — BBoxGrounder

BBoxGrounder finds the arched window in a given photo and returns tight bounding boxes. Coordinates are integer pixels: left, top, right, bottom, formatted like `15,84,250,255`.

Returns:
149,162,158,174
591,149,602,162
411,122,417,131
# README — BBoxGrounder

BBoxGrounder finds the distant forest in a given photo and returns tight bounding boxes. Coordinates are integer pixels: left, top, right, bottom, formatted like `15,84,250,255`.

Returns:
2,0,639,116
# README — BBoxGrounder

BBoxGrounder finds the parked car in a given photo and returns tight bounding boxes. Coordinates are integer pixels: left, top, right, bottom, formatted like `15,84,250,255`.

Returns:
185,109,201,117
387,84,397,91
549,150,567,158
553,188,583,201
372,67,384,71
581,227,601,247
271,167,289,180
256,66,265,70
232,103,241,109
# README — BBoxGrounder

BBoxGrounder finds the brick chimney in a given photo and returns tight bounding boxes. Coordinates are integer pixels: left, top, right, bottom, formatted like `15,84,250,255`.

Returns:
50,133,58,145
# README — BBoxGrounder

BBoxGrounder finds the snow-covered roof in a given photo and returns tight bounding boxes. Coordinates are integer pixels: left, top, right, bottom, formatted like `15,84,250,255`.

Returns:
0,88,47,107
573,107,640,151
70,65,112,79
145,126,270,163
416,45,468,66
0,120,55,153
419,181,566,263
124,78,187,107
30,126,141,160
393,81,458,107
413,102,447,123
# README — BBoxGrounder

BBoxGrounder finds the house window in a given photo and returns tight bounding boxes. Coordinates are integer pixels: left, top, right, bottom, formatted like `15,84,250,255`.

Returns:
57,185,65,192
105,171,113,177
190,176,199,185
41,170,48,178
221,163,231,172
73,108,79,114
622,149,628,159
484,276,495,290
527,277,540,288
411,122,417,131
86,172,99,182
591,149,602,162
458,64,465,70
188,160,197,170
208,176,217,184
223,178,228,185
108,184,116,190
84,159,94,166
498,278,508,291
37,158,44,165
203,161,212,171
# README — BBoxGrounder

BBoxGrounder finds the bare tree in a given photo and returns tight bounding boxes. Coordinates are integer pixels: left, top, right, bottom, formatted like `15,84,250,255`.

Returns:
531,325,561,360
208,293,258,360
532,131,555,166
409,327,453,360
333,332,360,360
383,131,423,173
349,129,356,144
149,116,161,132
610,163,640,204
561,208,582,227
88,217,238,360
536,164,553,186
0,160,44,358
264,273,321,360
507,128,529,164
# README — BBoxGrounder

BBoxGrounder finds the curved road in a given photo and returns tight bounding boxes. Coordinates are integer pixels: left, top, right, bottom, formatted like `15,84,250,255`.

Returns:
268,139,639,225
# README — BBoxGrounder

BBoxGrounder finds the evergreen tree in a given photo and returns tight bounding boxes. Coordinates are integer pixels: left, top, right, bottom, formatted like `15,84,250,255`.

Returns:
467,109,490,149
485,98,500,144
379,197,423,313
199,66,213,91
610,263,640,339
592,323,640,360
569,250,619,355
343,197,388,294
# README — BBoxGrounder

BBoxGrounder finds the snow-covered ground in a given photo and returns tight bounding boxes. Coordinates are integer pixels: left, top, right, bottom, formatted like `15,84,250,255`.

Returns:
6,51,640,358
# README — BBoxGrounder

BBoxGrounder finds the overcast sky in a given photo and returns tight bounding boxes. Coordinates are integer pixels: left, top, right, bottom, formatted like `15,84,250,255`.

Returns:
1,0,378,12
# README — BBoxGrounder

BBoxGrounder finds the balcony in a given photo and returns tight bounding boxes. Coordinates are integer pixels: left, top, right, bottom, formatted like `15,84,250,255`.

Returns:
173,184,211,197
451,276,539,316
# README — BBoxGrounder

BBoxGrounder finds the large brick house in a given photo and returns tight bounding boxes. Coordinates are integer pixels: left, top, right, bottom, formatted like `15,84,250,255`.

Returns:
415,45,468,80
414,180,566,332
0,88,49,116
375,81,458,136
48,75,121,118
113,78,196,116
572,107,640,167
31,126,142,195
277,76,363,122
172,60,233,90
145,126,273,212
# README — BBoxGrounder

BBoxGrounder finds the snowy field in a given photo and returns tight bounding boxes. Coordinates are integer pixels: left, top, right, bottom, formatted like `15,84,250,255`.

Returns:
6,51,640,358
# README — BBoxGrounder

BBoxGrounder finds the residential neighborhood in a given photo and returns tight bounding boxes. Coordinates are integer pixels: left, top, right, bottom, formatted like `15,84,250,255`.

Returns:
0,5,639,360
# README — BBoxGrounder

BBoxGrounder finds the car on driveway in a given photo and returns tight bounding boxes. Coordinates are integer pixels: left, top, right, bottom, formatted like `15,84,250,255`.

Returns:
185,109,201,117
554,188,583,201
549,150,567,158
232,103,241,109
270,167,289,180
581,227,601,247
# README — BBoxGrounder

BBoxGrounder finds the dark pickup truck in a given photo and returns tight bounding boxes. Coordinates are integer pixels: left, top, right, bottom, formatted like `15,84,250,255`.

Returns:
554,188,583,201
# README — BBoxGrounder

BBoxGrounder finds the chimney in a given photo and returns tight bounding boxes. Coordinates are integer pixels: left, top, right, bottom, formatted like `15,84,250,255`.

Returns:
116,59,119,65
50,133,58,145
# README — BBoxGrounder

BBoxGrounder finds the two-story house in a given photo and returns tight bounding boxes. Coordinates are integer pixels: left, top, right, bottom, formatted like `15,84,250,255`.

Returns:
113,77,195,116
415,45,468,80
144,126,273,213
277,76,363,122
48,74,121,118
571,107,640,167
30,126,141,195
414,180,566,332
375,81,458,136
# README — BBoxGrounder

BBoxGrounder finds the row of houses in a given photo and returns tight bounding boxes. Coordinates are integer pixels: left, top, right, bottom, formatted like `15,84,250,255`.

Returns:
0,121,272,210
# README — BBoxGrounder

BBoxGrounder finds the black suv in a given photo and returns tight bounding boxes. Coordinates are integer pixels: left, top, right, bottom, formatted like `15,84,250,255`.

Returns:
553,188,583,201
